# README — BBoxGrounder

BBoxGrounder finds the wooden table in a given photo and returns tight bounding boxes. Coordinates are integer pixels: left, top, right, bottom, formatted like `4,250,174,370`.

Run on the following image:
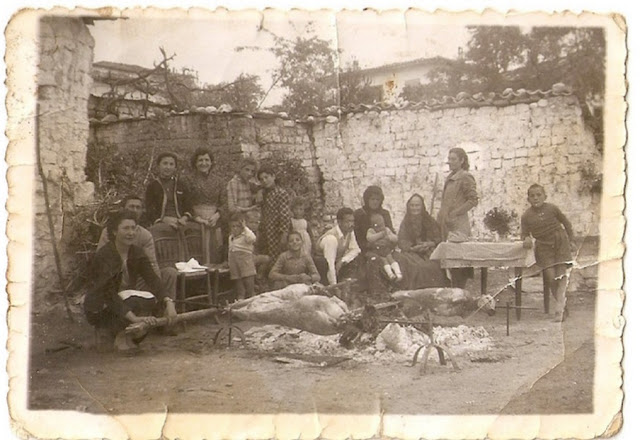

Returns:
430,241,536,320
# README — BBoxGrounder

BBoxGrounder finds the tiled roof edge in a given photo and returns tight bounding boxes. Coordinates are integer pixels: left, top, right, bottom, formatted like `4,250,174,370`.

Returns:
92,83,575,125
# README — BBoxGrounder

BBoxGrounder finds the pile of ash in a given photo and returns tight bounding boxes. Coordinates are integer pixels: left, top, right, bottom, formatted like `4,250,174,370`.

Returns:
244,323,494,365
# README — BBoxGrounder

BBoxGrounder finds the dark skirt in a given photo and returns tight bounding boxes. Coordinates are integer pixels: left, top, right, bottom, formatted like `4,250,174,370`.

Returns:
394,251,448,289
85,293,158,335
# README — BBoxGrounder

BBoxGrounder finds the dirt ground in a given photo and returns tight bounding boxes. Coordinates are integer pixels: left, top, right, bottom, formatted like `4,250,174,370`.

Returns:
27,268,595,417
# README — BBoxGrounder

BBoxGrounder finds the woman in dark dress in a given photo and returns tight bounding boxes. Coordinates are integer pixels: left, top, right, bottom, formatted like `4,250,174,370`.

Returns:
353,186,395,294
83,211,177,351
396,193,448,288
257,166,291,260
145,152,193,228
353,187,448,293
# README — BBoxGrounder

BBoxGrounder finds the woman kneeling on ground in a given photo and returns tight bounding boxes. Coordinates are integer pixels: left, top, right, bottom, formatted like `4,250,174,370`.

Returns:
83,211,177,351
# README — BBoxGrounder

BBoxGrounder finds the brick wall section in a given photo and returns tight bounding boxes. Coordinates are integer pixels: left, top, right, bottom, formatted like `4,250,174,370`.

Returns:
92,95,600,239
35,17,95,295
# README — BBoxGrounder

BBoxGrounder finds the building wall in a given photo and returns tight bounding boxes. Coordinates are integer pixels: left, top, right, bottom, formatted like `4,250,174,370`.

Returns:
92,94,600,240
35,17,95,296
364,63,435,101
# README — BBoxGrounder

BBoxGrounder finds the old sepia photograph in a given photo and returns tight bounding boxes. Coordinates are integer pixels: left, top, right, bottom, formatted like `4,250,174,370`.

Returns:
4,6,627,439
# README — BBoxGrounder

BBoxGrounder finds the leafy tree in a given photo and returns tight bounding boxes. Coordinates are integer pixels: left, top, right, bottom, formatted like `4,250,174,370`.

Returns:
240,35,378,117
464,26,605,101
399,57,476,102
191,74,264,111
399,26,605,148
400,27,604,102
465,26,605,149
96,48,265,115
337,60,380,107
465,26,528,92
270,35,339,116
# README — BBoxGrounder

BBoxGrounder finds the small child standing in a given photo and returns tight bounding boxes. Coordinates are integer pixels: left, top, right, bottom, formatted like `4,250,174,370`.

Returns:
228,213,257,300
244,209,271,286
366,213,403,281
290,198,313,255
521,184,575,322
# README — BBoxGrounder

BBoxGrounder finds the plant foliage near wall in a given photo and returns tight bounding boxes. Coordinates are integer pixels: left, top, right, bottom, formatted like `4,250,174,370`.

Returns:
483,207,519,238
79,143,317,245
62,139,317,290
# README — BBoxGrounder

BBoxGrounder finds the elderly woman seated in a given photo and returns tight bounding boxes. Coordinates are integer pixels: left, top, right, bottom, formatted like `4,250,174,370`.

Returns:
354,187,448,294
268,231,321,290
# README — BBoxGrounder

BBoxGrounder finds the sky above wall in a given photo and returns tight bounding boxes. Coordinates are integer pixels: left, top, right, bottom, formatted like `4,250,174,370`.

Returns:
89,11,470,105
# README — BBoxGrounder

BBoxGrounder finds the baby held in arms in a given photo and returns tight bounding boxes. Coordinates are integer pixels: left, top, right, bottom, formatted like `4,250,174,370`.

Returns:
366,213,403,282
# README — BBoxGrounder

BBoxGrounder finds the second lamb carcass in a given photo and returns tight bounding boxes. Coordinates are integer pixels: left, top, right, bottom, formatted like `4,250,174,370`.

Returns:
230,284,350,335
391,288,496,317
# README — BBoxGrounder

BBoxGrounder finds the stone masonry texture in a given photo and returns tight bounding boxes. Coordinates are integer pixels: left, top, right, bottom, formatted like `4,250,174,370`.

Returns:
35,17,95,297
92,95,601,239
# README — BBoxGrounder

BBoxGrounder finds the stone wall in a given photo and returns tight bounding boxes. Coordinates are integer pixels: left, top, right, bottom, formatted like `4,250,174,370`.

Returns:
35,17,95,295
90,113,324,199
91,95,600,239
312,95,601,237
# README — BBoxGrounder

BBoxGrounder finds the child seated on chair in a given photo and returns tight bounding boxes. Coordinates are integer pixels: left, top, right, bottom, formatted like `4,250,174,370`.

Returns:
366,213,403,282
228,213,256,300
521,184,576,322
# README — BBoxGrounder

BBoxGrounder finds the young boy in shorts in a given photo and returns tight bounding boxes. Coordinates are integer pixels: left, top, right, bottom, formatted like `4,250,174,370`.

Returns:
521,184,576,322
228,213,257,300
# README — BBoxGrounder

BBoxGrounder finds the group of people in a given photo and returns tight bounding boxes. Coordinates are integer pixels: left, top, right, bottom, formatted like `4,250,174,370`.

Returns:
83,146,576,351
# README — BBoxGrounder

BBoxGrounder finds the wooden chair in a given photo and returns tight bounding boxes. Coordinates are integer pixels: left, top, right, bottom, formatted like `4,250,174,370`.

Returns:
178,223,214,311
150,223,183,273
149,223,211,313
183,223,234,305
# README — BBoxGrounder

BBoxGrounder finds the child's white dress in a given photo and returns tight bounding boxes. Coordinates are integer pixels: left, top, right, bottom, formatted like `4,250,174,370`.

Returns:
291,218,312,255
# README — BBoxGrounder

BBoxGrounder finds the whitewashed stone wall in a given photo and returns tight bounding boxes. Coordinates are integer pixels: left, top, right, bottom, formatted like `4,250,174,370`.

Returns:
92,94,600,239
35,17,95,296
312,95,601,238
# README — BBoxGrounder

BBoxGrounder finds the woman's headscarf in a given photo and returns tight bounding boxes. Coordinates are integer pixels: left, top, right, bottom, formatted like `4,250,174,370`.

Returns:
401,193,441,244
362,185,384,212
